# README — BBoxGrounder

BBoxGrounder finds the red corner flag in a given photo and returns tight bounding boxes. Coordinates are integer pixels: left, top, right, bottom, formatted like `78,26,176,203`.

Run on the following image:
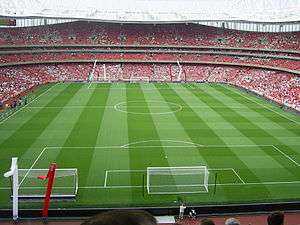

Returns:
37,162,57,218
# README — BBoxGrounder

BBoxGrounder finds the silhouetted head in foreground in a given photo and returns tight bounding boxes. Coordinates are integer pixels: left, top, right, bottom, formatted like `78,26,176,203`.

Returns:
267,211,284,225
200,218,215,225
225,218,241,225
81,210,157,225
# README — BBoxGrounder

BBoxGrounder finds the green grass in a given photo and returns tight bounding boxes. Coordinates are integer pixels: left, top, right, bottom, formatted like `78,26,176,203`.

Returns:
0,82,299,209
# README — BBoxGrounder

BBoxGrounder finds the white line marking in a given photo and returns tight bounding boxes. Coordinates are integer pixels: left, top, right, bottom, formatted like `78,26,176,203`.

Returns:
121,140,204,148
0,83,59,125
104,185,143,188
124,145,205,148
88,87,187,90
202,144,273,148
114,101,182,115
27,106,110,109
0,186,75,190
14,142,299,191
18,144,287,151
208,168,234,171
121,140,273,149
77,180,300,189
87,83,93,89
18,147,48,187
223,85,300,125
212,180,300,186
46,145,121,149
123,145,274,149
105,168,246,187
2,181,300,190
124,143,300,168
272,145,300,167
231,169,246,184
96,180,300,188
107,169,145,172
46,146,121,149
25,105,255,109
104,171,108,187
104,170,145,187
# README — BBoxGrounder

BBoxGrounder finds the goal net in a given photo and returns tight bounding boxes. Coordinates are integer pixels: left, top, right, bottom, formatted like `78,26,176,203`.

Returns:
124,76,150,83
147,166,209,194
17,168,78,198
95,64,112,83
88,60,97,82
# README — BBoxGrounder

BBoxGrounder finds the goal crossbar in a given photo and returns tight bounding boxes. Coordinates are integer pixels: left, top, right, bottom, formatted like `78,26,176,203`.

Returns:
147,166,209,195
124,76,150,83
17,168,78,199
4,158,78,221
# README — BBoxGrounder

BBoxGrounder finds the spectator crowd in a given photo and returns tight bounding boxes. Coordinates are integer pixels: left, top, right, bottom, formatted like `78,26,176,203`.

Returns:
0,21,299,111
0,63,299,111
0,53,299,71
79,210,286,225
0,21,299,50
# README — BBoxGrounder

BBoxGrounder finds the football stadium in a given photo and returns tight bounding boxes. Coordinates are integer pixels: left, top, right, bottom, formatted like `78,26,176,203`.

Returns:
0,0,299,224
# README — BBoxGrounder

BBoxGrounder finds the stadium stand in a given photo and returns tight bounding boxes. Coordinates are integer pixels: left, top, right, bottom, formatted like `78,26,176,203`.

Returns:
0,22,299,112
1,0,300,222
0,22,299,50
0,53,299,71
1,63,299,111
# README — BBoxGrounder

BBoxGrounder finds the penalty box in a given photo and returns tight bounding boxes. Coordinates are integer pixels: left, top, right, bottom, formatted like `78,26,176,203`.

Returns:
10,144,299,191
104,168,245,189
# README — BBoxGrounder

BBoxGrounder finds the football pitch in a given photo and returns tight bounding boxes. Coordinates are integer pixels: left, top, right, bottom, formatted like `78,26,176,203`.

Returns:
0,82,299,209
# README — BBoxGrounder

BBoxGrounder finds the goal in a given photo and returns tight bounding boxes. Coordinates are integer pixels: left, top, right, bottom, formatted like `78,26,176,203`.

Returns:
147,166,209,194
124,76,150,83
4,158,78,220
18,168,78,198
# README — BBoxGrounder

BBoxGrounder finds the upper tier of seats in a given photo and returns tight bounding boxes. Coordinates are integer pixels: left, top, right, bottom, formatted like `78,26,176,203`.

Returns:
1,21,299,50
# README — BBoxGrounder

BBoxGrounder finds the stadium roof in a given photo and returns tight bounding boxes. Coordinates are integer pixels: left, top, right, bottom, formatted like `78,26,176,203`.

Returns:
0,0,300,23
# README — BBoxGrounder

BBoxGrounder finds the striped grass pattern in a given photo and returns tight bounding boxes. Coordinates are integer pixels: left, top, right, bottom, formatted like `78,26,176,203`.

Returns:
0,82,299,209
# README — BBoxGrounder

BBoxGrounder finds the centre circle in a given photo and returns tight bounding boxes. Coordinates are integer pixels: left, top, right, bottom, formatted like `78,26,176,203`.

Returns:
114,101,182,115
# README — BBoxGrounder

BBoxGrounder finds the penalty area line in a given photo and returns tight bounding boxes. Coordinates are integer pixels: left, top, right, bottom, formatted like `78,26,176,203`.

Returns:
104,171,108,187
76,180,300,189
82,180,300,189
18,147,48,187
231,169,245,184
17,144,298,192
272,145,300,167
105,168,246,185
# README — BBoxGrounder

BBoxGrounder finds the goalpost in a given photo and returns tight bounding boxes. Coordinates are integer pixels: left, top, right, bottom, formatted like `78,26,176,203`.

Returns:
177,60,183,82
97,64,111,82
18,168,78,198
4,158,18,220
124,76,150,83
4,158,78,220
88,60,97,82
147,166,209,195
94,63,112,82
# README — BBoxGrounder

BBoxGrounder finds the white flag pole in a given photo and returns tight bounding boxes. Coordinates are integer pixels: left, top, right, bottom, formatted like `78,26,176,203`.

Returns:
4,157,18,221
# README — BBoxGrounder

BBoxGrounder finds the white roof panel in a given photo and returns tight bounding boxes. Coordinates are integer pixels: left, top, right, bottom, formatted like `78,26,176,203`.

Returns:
0,0,299,22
